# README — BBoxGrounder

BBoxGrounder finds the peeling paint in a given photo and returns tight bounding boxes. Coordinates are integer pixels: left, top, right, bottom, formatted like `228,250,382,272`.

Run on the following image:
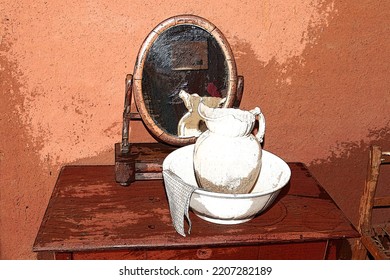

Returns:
232,0,337,65
0,23,58,259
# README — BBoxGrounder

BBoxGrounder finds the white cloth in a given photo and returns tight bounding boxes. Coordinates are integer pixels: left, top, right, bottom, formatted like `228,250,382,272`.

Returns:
163,170,199,236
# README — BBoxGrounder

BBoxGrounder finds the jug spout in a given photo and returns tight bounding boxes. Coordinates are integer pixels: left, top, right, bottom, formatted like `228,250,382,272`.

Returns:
197,101,217,121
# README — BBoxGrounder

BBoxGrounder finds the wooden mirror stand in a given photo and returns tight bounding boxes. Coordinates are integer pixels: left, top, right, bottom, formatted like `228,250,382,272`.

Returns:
115,15,244,186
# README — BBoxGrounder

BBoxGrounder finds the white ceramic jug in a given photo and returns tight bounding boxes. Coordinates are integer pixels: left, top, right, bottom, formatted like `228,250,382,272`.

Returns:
193,102,266,194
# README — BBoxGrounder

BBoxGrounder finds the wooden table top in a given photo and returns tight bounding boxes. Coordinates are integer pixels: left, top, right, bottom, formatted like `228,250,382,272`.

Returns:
33,163,359,252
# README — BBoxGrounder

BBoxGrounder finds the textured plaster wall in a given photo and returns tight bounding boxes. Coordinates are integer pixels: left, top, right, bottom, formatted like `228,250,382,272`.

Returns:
0,0,389,259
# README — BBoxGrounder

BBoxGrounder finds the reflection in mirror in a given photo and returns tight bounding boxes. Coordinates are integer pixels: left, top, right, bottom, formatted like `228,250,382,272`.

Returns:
141,25,229,137
177,90,226,138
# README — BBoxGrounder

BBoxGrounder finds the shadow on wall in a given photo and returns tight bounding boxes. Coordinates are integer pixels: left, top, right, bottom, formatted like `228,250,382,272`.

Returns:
233,42,390,229
232,39,390,259
231,0,390,231
310,127,390,227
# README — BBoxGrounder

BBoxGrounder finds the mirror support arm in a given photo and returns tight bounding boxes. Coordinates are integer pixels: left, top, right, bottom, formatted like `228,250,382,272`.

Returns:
121,74,133,153
234,75,244,108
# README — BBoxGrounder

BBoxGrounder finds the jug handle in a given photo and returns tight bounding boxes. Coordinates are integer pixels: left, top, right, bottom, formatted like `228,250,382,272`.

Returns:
250,107,266,143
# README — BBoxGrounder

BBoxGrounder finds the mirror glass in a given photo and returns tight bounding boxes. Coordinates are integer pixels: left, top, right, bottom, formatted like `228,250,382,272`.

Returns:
133,16,237,146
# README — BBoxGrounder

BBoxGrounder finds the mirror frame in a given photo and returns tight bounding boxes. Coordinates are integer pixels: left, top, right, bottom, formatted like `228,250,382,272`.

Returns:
133,15,238,146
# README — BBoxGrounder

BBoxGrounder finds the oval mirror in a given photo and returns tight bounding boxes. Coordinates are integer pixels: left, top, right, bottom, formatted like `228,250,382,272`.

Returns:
133,15,238,146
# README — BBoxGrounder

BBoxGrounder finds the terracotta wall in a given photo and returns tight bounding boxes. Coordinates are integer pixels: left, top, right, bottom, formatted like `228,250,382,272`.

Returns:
1,0,389,259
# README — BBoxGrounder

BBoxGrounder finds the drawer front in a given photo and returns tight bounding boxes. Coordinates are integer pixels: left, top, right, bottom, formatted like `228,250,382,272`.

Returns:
70,240,336,260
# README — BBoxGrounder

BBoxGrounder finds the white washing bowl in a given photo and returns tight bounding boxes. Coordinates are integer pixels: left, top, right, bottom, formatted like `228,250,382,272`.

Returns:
162,144,291,224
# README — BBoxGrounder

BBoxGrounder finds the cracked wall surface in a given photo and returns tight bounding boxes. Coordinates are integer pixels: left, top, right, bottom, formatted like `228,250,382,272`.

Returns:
1,0,389,259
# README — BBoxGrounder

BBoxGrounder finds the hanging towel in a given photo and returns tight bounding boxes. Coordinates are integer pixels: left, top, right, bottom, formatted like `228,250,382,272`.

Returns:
163,170,199,236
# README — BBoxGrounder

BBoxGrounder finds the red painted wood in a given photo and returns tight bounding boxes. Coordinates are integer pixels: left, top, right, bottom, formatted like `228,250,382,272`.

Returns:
33,163,358,259
73,241,332,260
54,252,72,260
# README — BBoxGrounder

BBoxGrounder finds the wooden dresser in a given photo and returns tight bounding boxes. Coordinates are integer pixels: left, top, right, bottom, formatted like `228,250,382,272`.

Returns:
33,163,358,260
